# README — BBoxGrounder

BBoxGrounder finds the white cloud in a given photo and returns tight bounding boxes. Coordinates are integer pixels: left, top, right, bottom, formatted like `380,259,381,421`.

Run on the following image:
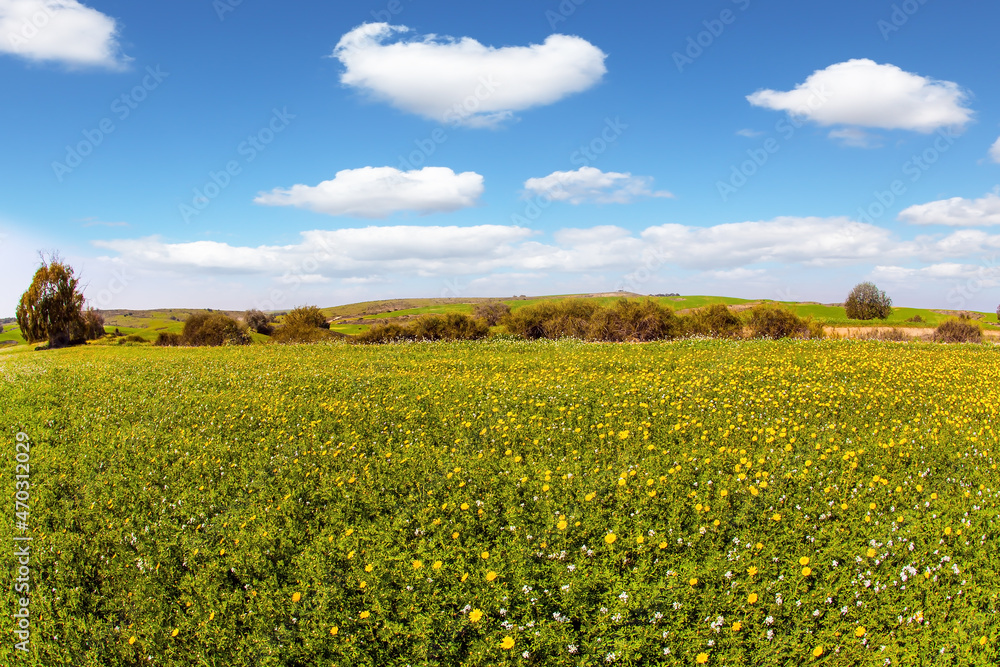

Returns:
872,262,1000,287
990,137,1000,163
85,218,1000,311
332,22,607,127
0,0,126,69
899,191,1000,227
254,167,484,218
523,167,673,204
736,129,764,138
828,128,882,149
747,59,972,133
92,217,928,278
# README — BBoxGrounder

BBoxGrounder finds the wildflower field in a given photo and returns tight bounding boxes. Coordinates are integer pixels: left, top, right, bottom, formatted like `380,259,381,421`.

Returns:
1,339,998,666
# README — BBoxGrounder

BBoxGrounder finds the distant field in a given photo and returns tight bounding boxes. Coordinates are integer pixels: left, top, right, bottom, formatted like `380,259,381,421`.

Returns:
2,295,997,349
1,339,997,665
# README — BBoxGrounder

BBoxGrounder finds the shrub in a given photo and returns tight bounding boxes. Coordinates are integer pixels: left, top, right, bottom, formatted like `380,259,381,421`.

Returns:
844,281,893,320
83,308,106,340
182,312,251,346
410,313,489,341
270,322,336,344
686,304,743,338
284,305,330,329
933,319,982,344
472,301,511,326
244,309,275,335
354,314,488,344
117,334,147,345
155,332,182,347
588,299,683,342
746,304,818,339
354,323,414,344
907,315,924,323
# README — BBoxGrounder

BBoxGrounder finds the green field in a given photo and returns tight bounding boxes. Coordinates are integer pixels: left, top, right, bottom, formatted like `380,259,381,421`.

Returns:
2,339,998,665
4,294,997,349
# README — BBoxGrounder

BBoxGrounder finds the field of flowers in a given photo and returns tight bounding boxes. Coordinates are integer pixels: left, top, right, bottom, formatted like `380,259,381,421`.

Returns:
2,339,998,666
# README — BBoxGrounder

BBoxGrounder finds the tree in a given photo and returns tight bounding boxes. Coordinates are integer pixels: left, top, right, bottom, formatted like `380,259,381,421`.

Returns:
244,309,275,335
271,306,335,344
283,305,330,329
83,308,106,340
844,282,892,320
472,301,511,326
16,256,93,348
181,312,250,346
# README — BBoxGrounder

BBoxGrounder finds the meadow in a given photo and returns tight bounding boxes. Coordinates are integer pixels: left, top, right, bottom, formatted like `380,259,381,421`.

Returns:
1,339,998,666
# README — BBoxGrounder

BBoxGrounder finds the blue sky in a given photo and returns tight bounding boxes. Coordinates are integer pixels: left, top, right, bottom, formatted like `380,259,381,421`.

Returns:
2,0,999,314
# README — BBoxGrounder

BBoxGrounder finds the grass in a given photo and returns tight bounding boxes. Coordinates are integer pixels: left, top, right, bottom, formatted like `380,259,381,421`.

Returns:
1,339,997,665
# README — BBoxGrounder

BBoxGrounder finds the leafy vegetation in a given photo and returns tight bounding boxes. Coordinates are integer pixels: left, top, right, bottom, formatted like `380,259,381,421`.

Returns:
844,282,893,321
2,340,998,665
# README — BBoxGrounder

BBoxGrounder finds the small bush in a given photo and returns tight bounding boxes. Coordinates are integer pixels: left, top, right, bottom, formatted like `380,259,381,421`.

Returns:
472,301,511,326
155,332,182,347
746,304,818,339
244,309,275,335
354,323,414,344
270,322,336,344
182,312,251,346
410,313,489,341
284,305,329,329
354,314,488,344
906,315,924,323
501,298,684,342
686,304,743,338
83,308,106,340
844,282,893,320
933,319,982,344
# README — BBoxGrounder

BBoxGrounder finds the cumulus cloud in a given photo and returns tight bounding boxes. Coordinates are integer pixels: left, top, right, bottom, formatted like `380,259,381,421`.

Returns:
898,191,1000,227
747,59,972,133
523,167,673,204
332,22,607,127
990,137,1000,163
0,0,126,69
254,167,484,218
94,216,993,279
872,262,1000,288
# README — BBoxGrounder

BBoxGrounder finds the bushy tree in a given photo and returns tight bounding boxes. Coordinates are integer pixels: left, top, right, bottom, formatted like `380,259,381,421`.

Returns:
844,282,893,320
83,308,106,340
181,312,250,346
15,256,95,348
283,305,329,329
472,301,511,326
933,319,982,344
244,309,275,335
686,304,743,338
271,305,335,343
746,304,822,339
